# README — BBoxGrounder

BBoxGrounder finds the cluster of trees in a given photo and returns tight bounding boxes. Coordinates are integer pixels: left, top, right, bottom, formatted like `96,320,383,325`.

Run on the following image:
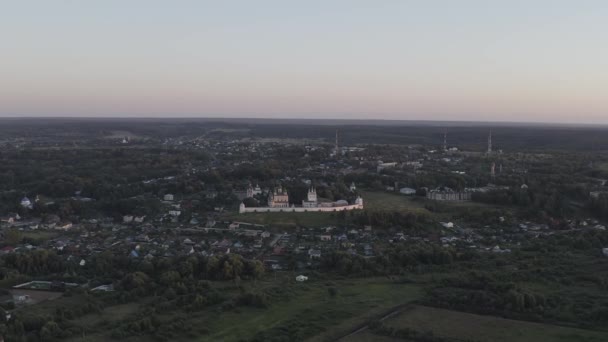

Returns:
589,193,608,220
0,249,265,341
320,243,465,276
426,272,548,316
112,255,264,300
0,293,102,342
2,250,66,276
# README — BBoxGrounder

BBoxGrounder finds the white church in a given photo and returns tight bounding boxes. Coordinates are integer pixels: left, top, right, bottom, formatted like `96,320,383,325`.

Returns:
239,186,363,214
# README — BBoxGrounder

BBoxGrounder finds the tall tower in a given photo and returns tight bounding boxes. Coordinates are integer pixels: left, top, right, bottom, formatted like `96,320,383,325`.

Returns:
491,162,496,179
335,129,339,155
307,187,317,202
487,131,492,154
443,130,447,151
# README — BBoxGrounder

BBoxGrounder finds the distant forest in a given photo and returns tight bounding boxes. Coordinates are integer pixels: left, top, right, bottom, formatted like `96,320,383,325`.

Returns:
1,118,608,152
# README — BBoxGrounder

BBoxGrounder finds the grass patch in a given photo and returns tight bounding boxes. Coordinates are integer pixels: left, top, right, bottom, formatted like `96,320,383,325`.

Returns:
359,190,430,213
373,305,608,342
200,277,423,341
222,211,339,228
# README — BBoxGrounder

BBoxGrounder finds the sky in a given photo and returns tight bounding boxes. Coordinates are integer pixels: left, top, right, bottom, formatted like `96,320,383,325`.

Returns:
1,0,607,123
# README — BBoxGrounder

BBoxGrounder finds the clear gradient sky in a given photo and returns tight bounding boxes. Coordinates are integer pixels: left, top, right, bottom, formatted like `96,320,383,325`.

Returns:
1,0,607,123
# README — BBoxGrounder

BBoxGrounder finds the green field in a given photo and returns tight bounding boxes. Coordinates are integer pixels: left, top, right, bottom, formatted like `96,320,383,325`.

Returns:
12,229,62,242
596,162,608,172
222,210,339,228
202,278,422,342
358,190,430,212
347,305,608,342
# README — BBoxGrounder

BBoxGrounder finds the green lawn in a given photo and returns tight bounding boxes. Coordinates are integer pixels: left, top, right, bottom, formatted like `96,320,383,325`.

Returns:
20,230,62,241
596,162,608,172
222,211,339,228
201,277,423,342
363,305,608,342
358,190,430,213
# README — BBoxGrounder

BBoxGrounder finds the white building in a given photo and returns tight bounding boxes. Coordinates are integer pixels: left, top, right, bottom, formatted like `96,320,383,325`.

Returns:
399,187,416,195
240,195,363,214
20,197,33,209
163,194,174,201
246,184,262,198
302,187,318,208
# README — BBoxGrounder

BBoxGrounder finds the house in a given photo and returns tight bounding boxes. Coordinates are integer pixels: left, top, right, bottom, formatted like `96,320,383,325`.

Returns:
296,275,308,282
205,191,218,199
1,213,20,224
1,216,15,225
228,222,240,230
123,215,134,223
399,187,416,195
603,248,608,257
308,249,322,259
134,216,146,223
91,284,114,292
0,246,15,255
20,197,33,209
318,234,332,241
56,221,73,230
168,210,181,217
164,194,175,201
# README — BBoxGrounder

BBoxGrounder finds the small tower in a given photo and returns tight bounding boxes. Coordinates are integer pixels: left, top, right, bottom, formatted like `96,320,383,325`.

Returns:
355,196,364,207
350,182,356,192
491,162,496,179
239,202,246,214
307,187,317,202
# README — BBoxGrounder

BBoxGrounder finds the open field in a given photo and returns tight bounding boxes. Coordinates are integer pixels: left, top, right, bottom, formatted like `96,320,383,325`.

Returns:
596,162,608,172
20,230,62,241
348,305,608,342
358,190,430,213
202,278,423,342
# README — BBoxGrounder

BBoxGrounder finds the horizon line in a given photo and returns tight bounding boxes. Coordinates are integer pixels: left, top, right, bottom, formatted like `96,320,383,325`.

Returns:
0,115,606,128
